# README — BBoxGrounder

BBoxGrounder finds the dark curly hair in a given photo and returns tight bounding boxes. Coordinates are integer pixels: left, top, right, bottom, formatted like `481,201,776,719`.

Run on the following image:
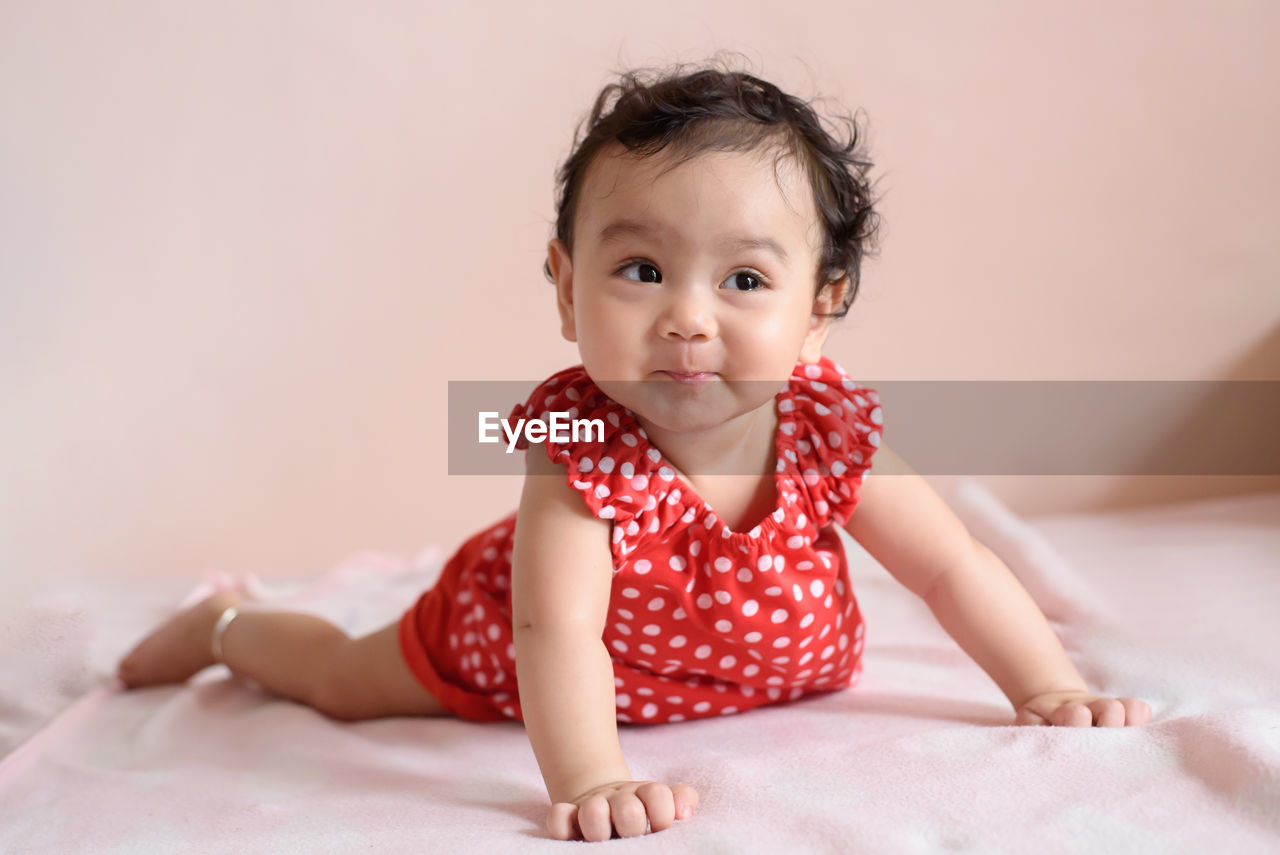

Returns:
542,56,885,318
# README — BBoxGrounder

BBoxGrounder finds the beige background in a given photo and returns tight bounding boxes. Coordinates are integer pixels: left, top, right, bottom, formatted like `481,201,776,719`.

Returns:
2,1,1277,586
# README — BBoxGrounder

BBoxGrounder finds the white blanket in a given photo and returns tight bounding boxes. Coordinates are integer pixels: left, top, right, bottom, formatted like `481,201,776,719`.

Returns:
2,480,1278,853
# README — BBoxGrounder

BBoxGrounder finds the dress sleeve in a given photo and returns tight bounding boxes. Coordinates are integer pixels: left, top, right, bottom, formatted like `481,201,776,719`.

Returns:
506,366,648,528
780,359,884,529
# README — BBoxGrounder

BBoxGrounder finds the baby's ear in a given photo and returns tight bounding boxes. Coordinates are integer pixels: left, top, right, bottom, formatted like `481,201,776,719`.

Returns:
547,239,577,343
813,276,849,317
799,276,847,362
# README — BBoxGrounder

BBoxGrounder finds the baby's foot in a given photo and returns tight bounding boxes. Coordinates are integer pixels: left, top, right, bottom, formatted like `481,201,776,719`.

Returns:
116,591,243,689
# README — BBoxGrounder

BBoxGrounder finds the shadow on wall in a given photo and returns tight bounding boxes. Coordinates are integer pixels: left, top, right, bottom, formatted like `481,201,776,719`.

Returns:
1100,319,1280,509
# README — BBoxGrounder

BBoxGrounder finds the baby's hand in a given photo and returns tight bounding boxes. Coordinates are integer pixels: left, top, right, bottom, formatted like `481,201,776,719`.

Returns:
1015,691,1152,727
547,779,699,842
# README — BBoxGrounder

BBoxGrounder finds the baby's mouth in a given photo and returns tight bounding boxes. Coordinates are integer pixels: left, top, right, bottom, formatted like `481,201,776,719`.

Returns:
659,370,718,384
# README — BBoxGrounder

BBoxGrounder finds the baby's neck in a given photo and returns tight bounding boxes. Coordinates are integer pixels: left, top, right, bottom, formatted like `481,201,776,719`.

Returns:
636,402,777,481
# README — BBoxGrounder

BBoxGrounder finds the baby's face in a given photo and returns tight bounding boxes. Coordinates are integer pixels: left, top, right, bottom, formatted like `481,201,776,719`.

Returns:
546,142,842,435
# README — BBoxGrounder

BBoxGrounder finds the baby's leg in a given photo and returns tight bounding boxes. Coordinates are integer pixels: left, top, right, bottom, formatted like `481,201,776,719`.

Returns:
117,594,449,721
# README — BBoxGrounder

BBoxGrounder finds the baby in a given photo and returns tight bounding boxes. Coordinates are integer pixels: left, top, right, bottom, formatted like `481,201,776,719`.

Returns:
116,60,1152,842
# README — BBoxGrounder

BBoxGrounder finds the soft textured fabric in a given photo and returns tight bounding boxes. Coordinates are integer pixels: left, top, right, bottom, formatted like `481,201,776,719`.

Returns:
3,484,1280,853
398,356,883,723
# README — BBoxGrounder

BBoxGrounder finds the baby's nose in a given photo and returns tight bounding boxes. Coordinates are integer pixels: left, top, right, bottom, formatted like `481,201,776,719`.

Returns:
659,288,716,341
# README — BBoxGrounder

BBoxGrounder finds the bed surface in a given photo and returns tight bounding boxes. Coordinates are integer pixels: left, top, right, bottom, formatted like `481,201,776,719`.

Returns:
2,480,1278,853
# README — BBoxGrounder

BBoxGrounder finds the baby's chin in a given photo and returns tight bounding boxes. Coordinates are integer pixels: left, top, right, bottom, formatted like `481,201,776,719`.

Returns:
596,378,781,437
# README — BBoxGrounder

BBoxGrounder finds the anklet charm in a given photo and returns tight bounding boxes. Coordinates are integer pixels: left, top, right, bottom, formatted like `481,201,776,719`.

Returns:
211,605,239,664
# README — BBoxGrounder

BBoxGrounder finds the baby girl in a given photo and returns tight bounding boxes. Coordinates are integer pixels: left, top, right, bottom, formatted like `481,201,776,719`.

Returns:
116,60,1152,842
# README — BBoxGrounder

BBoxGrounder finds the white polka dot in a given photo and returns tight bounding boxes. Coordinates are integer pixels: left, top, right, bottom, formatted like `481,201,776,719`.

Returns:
640,643,656,654
669,556,687,571
616,693,631,708
772,636,791,649
714,557,732,573
694,644,712,660
828,431,842,448
774,555,786,572
697,594,713,609
756,555,772,572
647,597,665,611
621,587,640,599
742,599,759,617
793,584,804,602
714,619,733,633
642,702,658,718
647,448,662,463
821,645,836,659
487,624,501,641
800,613,815,628
715,591,731,604
870,406,883,425
612,639,628,653
670,635,687,648
737,567,753,583
642,624,661,636
831,460,847,477
622,433,639,447
744,631,762,643
743,664,760,677
804,364,822,379
693,701,712,713
672,607,687,620
613,622,631,635
765,586,782,597
771,608,789,624
786,535,805,549
659,466,675,481
594,484,611,499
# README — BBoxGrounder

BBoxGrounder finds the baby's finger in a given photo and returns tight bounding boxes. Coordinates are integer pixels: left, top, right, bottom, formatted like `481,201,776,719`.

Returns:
546,802,580,841
606,790,649,838
1050,702,1093,727
577,794,616,842
670,783,700,821
1089,698,1126,727
1014,707,1048,726
634,782,676,831
1120,697,1152,726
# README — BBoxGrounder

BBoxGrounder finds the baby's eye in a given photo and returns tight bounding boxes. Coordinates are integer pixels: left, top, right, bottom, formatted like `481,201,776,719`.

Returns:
722,271,766,292
617,261,662,283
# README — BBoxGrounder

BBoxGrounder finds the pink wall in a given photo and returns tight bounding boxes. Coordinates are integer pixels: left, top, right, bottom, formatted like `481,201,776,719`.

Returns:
2,1,1277,584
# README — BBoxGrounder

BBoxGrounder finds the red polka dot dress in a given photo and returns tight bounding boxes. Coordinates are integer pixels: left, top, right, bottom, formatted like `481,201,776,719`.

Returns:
399,355,883,724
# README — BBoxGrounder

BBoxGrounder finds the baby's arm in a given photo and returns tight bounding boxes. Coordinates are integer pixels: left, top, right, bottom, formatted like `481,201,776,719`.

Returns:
845,444,1151,727
511,449,699,841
